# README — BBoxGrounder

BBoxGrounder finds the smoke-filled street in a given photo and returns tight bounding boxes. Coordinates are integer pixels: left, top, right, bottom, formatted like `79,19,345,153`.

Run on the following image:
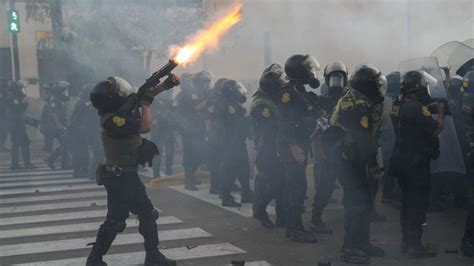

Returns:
0,0,474,266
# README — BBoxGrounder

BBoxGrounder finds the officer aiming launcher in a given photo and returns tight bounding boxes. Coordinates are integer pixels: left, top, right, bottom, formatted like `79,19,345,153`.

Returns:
118,59,179,115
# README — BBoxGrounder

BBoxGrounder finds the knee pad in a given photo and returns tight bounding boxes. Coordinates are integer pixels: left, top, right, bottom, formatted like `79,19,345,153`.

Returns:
103,218,126,233
139,208,159,221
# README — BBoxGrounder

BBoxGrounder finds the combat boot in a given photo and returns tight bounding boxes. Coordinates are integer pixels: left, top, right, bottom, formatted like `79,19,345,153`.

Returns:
364,243,385,257
253,210,274,229
406,243,437,258
144,249,176,266
86,222,118,266
241,190,254,204
340,248,369,264
286,228,317,243
222,196,242,207
310,217,333,234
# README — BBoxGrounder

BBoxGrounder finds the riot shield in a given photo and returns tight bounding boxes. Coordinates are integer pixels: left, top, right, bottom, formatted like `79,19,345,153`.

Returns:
431,41,465,67
400,57,466,175
447,44,474,76
463,38,474,48
25,97,45,140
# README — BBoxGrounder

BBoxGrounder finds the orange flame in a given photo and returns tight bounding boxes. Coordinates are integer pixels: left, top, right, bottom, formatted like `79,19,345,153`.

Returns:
171,3,242,66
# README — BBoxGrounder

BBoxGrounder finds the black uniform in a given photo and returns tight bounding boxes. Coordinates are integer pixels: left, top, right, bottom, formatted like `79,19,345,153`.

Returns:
87,112,162,264
216,96,253,204
251,91,285,224
45,96,70,169
0,81,9,152
277,83,321,239
310,90,345,231
151,93,176,177
176,87,208,188
395,95,438,251
204,88,222,194
5,91,33,168
330,88,382,254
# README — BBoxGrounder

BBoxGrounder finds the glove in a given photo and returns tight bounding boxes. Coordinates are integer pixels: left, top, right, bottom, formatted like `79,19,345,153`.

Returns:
140,89,154,106
163,74,180,90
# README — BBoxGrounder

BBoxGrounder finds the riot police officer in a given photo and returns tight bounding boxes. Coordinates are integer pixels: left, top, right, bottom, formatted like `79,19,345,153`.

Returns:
0,77,10,152
176,71,211,190
205,78,228,194
330,65,386,263
460,70,474,257
45,81,71,170
217,79,254,207
277,54,322,243
251,64,287,228
394,71,445,258
310,61,348,234
151,91,177,178
5,81,35,169
87,75,179,266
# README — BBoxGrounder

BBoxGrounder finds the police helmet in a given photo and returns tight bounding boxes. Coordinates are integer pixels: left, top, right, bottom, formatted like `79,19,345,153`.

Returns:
463,71,474,92
90,76,136,114
401,70,437,98
213,78,229,96
284,54,321,88
192,70,214,90
324,61,348,87
221,79,248,103
10,81,26,98
350,64,386,103
259,63,288,94
52,81,70,98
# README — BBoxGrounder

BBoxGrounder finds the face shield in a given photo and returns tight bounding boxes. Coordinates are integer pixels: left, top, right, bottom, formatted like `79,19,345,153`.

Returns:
377,74,387,96
420,71,438,93
235,82,248,103
265,63,289,86
328,72,345,88
109,77,136,97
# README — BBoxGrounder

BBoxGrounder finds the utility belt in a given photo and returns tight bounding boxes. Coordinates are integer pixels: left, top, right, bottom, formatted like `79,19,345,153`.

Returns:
95,164,138,185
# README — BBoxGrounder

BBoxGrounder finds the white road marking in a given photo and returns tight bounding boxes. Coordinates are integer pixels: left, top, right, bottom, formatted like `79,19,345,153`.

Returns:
0,170,72,177
0,191,106,204
0,174,75,182
171,184,275,218
0,216,182,239
17,243,246,265
228,261,272,266
0,178,90,188
0,199,107,214
0,183,102,196
0,166,59,173
0,210,106,225
0,228,212,257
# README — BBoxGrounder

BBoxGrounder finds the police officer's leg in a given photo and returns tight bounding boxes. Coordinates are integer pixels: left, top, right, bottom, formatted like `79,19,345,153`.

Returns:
236,145,253,203
462,195,474,256
220,153,241,207
253,170,273,228
20,129,34,168
208,142,221,194
87,176,129,265
164,132,175,175
406,164,435,257
398,173,409,252
284,162,316,243
10,129,20,169
311,157,336,234
153,136,163,178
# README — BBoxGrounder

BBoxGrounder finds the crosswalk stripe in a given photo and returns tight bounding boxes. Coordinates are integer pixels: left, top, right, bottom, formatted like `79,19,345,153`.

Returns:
17,243,246,265
0,174,75,182
0,183,102,196
228,261,272,266
0,216,182,239
171,184,275,218
0,199,107,214
0,210,106,225
0,228,211,257
0,161,47,167
0,170,72,177
0,191,105,204
0,178,90,188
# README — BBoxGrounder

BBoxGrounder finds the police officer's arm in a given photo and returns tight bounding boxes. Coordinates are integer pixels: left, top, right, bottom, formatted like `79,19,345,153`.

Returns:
409,101,442,137
349,105,379,168
140,105,152,133
432,101,445,137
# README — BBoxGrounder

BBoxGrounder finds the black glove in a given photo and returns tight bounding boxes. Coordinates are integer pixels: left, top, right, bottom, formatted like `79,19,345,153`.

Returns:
140,89,154,106
163,74,180,90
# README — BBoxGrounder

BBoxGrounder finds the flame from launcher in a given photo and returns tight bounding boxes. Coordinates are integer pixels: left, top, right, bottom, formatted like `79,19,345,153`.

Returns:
170,3,242,66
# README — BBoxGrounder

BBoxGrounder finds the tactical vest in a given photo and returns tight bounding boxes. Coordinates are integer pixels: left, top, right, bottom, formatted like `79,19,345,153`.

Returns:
330,89,382,157
250,93,279,116
101,114,142,166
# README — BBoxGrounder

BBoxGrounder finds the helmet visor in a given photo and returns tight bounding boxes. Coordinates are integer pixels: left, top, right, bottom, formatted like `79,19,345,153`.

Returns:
328,73,345,88
113,77,136,97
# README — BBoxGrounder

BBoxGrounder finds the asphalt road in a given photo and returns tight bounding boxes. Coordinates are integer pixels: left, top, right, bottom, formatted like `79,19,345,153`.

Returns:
0,157,473,266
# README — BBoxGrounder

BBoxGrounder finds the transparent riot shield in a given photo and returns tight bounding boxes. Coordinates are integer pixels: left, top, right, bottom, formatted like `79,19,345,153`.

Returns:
431,41,466,67
25,97,45,140
447,44,474,76
400,57,466,175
